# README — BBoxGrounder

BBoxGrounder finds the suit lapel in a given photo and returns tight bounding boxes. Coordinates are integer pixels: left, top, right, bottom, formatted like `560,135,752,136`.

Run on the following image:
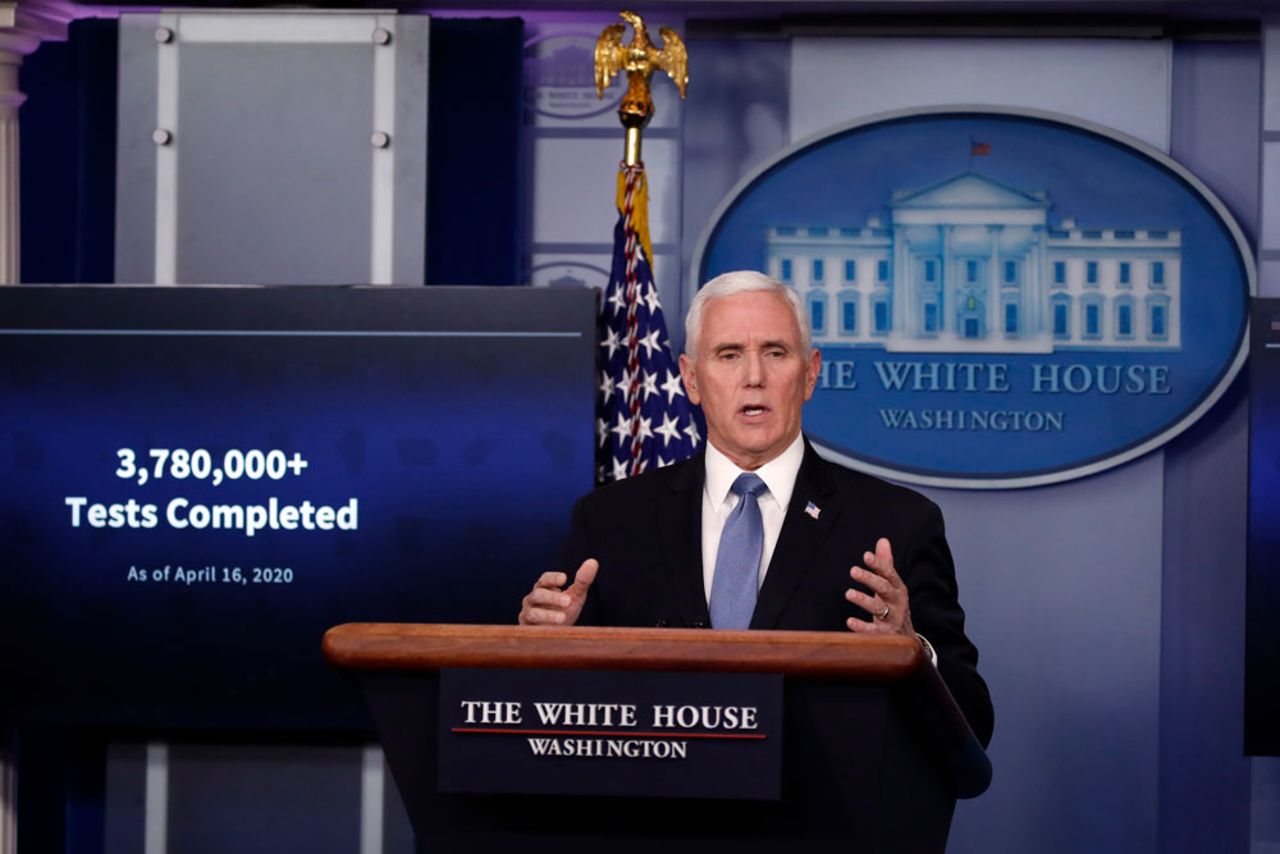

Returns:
750,441,840,629
659,452,711,627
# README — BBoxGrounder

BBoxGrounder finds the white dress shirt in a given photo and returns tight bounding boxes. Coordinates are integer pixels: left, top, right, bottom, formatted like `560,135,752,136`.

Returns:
700,433,806,602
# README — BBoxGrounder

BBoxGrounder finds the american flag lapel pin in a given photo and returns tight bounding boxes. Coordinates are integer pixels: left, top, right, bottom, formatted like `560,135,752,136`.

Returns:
804,500,821,520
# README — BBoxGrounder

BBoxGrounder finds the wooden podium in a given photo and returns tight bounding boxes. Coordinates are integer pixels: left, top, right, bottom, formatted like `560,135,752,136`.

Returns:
323,624,990,853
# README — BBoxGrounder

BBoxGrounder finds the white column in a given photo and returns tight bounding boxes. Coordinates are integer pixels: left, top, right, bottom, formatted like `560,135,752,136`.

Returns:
0,5,73,849
940,224,953,333
988,225,1002,337
0,0,72,285
0,742,11,854
0,39,32,850
1030,227,1046,334
0,39,17,821
892,224,909,336
0,28,29,284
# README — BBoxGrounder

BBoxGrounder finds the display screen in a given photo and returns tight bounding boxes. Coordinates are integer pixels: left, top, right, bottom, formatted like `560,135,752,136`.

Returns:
1248,297,1280,755
0,285,595,730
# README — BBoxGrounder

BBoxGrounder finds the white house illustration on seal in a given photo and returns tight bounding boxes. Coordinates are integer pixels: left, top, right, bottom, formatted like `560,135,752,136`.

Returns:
764,171,1182,353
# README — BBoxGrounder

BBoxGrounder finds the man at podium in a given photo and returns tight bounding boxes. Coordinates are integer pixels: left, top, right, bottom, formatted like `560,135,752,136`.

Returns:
519,270,993,748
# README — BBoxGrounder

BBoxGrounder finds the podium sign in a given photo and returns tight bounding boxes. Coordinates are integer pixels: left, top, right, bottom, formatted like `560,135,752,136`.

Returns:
438,668,783,799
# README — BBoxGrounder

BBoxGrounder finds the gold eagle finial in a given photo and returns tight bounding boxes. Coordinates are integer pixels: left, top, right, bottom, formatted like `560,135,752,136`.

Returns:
594,10,688,130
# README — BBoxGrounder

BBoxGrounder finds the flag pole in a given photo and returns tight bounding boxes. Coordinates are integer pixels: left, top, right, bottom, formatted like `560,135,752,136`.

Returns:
592,11,697,483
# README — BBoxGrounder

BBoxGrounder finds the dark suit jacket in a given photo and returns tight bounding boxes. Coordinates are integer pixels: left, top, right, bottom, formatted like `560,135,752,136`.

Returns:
561,439,994,748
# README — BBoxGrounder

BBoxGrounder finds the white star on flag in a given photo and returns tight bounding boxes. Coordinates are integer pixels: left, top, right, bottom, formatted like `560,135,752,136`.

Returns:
611,412,633,445
635,415,654,444
660,369,686,404
639,370,659,402
643,285,662,315
606,287,627,316
599,327,622,359
682,418,701,445
639,328,662,359
655,412,682,446
617,366,637,400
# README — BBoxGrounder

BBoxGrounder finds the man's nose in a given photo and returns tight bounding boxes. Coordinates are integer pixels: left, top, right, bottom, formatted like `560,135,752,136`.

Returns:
743,352,765,386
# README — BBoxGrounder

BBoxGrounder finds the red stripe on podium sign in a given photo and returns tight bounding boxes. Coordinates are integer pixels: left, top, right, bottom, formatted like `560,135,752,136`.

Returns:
451,727,766,740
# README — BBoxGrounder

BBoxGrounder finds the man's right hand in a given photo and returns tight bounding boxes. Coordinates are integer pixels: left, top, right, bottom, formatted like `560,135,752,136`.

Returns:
517,558,598,626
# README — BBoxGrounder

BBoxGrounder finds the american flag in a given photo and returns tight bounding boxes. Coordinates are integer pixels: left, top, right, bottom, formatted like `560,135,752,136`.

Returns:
597,162,701,484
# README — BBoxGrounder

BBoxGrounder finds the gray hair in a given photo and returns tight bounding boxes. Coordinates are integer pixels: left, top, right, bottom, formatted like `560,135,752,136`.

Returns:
684,270,811,359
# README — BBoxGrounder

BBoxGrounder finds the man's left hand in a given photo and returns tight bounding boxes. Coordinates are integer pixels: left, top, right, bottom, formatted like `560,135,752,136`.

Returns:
845,537,915,637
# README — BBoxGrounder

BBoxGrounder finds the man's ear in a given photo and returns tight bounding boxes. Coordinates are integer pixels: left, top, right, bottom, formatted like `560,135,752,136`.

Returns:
678,353,701,405
803,348,821,401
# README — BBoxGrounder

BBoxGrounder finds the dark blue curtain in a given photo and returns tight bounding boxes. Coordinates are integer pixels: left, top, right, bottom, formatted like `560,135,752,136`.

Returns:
19,18,117,284
426,17,526,286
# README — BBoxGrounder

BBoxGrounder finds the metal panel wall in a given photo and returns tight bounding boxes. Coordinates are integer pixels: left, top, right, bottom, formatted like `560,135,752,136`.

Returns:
115,12,428,286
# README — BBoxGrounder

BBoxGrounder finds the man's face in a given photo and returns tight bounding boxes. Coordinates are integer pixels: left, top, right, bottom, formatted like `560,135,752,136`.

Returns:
679,290,821,471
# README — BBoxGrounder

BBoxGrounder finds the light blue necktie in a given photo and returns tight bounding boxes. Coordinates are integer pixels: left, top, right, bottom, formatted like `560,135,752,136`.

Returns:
709,473,768,630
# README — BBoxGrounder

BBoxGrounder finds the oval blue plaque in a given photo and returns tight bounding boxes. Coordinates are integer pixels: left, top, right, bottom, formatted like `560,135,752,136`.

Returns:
693,107,1254,488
